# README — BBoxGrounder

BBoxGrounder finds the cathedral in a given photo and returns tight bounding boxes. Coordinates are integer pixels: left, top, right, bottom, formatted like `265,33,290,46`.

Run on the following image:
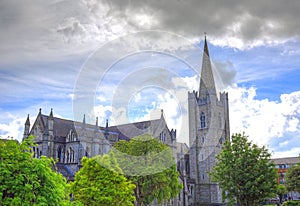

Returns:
23,37,230,206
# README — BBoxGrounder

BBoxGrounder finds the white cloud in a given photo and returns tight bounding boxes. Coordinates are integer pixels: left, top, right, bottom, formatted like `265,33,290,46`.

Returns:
228,86,300,157
272,147,300,159
0,113,26,141
93,104,112,126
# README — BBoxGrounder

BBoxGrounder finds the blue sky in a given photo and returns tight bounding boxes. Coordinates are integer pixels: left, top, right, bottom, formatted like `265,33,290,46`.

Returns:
0,0,300,158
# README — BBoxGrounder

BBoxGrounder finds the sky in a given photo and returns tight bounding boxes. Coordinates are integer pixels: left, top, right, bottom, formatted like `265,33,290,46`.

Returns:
0,0,300,158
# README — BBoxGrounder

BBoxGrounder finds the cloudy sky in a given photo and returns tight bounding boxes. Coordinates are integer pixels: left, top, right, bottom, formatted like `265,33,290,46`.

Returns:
1,0,300,158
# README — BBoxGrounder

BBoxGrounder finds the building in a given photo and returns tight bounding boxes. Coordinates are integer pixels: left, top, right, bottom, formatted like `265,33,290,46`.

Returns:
272,157,300,200
273,157,299,184
187,36,230,205
23,108,176,182
23,36,229,206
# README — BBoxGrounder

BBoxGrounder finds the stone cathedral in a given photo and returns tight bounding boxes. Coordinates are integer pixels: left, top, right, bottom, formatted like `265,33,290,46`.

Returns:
23,37,230,206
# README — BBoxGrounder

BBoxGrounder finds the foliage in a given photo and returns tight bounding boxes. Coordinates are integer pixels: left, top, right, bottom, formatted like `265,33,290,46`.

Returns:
282,200,300,206
286,158,300,193
0,136,68,205
71,154,136,206
210,133,278,206
112,134,182,206
277,184,288,203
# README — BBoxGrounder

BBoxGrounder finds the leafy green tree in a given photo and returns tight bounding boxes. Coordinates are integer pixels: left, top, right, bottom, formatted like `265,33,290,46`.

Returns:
286,158,300,194
277,184,288,203
0,136,68,205
210,133,278,206
71,154,136,206
112,134,182,206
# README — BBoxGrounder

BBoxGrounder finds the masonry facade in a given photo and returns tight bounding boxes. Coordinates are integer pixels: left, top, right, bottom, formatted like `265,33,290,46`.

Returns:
187,37,230,205
23,37,230,206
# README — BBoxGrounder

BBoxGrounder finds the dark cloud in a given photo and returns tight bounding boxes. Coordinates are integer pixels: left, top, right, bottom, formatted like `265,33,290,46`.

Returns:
103,0,300,47
1,0,299,63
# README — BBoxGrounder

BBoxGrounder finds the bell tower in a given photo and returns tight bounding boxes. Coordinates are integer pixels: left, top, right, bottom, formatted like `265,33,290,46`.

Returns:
188,35,230,205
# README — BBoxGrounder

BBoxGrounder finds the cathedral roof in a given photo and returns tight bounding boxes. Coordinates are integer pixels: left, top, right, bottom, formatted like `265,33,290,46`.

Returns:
35,112,166,140
108,118,164,140
40,115,75,137
176,142,189,155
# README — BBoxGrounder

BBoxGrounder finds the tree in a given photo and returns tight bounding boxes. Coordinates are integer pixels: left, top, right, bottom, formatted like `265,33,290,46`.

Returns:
210,133,278,206
0,136,68,205
286,158,300,194
277,184,288,204
112,134,182,206
71,154,136,206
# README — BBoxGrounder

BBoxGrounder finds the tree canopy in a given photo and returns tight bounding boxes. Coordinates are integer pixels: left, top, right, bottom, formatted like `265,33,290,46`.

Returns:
277,184,288,204
71,154,136,206
285,157,300,194
210,133,278,206
0,136,68,205
112,134,182,206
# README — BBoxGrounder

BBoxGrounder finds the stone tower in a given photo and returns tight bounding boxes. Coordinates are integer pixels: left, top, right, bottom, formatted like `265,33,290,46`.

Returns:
188,36,230,205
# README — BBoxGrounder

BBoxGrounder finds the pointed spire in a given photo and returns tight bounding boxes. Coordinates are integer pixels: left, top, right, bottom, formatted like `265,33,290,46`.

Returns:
95,117,98,127
25,114,30,126
49,108,53,120
199,34,217,99
39,108,42,115
104,119,109,139
83,114,86,124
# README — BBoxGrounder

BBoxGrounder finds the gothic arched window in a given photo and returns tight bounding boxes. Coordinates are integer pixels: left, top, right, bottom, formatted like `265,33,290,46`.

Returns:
160,132,165,142
218,112,222,128
57,146,62,162
200,112,206,129
66,150,69,163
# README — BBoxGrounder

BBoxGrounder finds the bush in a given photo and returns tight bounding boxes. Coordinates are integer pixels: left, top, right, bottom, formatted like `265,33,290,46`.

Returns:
282,200,300,206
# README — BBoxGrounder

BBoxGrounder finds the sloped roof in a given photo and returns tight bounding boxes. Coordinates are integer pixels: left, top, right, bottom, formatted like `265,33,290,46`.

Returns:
176,142,189,155
108,118,163,140
32,111,168,140
38,114,105,138
272,157,299,165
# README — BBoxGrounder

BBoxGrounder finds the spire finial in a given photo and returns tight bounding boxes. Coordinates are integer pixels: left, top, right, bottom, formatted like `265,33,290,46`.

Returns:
106,119,108,128
39,108,42,114
203,32,209,57
83,114,86,124
96,117,98,127
49,108,53,119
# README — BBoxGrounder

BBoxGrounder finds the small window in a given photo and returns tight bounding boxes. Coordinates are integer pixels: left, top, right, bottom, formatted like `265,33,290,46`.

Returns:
218,113,222,128
160,132,165,142
200,112,206,128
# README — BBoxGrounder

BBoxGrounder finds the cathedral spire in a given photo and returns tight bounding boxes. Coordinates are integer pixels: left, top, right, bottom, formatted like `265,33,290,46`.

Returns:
199,34,216,99
203,33,210,57
49,108,53,120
